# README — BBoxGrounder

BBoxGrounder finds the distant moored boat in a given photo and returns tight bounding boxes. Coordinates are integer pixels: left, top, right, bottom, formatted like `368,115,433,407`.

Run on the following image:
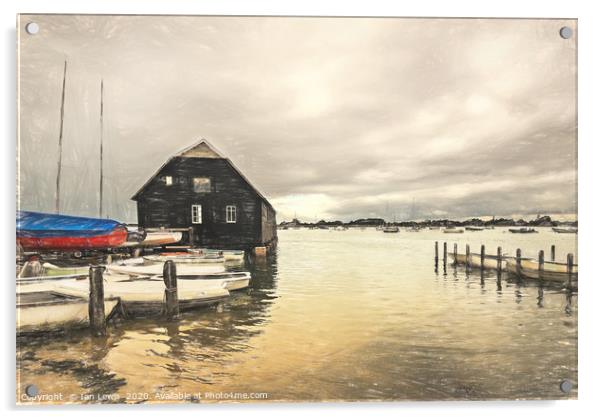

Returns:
509,227,538,234
443,227,464,234
552,227,578,234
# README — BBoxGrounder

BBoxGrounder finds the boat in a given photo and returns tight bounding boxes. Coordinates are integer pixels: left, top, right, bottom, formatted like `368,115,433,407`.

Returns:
465,226,484,231
107,259,250,291
406,226,422,232
53,275,231,317
443,227,464,234
143,252,225,264
16,211,128,251
39,262,89,276
124,226,146,244
125,231,183,247
474,254,505,269
382,225,400,233
506,258,578,283
509,227,538,234
149,273,250,291
17,277,120,334
453,253,505,270
222,250,245,261
428,226,440,230
188,248,245,262
17,291,120,334
108,260,226,276
552,227,578,234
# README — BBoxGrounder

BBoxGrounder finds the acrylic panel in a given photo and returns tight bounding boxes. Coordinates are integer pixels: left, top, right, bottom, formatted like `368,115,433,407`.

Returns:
16,15,577,404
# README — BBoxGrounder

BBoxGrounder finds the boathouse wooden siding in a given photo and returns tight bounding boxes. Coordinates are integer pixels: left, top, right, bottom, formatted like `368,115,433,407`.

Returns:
131,141,277,250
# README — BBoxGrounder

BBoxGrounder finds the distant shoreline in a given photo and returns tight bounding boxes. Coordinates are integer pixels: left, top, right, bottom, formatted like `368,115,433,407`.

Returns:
279,215,577,229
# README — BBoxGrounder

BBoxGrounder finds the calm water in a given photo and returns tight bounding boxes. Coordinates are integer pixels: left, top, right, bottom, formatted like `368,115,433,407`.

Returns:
17,228,578,403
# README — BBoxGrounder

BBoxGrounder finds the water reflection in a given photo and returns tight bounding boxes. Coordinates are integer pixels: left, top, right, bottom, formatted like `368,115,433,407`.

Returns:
17,252,281,402
17,230,577,402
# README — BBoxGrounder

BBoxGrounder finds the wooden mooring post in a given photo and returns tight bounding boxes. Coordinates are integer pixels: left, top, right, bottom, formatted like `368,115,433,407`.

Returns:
567,253,574,285
188,226,194,248
453,243,458,266
538,250,545,281
163,260,179,320
480,245,485,271
88,266,107,337
465,244,471,272
551,245,556,262
434,241,439,272
516,248,522,279
496,246,502,273
443,242,447,272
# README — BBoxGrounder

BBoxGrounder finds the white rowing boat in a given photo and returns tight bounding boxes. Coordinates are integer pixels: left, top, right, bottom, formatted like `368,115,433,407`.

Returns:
143,253,225,264
107,263,251,291
54,276,230,317
453,253,506,270
506,258,578,283
188,248,246,262
108,261,226,276
17,291,119,334
474,254,502,270
17,278,120,334
145,273,250,291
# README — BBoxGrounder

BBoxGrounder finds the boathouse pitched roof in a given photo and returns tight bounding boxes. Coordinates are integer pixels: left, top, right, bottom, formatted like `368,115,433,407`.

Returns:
131,139,274,211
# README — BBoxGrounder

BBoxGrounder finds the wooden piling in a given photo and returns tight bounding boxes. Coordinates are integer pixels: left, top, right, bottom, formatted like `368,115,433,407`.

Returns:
453,243,458,266
163,260,179,320
466,244,471,270
551,245,556,262
538,250,545,281
496,246,502,273
567,253,574,285
516,249,522,279
480,245,485,271
435,241,439,271
254,246,267,257
443,242,447,269
188,226,194,248
88,266,107,337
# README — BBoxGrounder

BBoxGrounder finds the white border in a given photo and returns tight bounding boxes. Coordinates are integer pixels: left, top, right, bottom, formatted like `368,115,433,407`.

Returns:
3,1,601,418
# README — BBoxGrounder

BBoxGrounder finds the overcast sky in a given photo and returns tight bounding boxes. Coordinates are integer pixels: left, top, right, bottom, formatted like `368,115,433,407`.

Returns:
18,15,577,223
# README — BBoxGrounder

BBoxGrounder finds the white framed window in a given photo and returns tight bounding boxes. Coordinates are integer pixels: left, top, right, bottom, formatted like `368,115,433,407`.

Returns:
191,204,202,224
226,205,237,223
165,176,173,186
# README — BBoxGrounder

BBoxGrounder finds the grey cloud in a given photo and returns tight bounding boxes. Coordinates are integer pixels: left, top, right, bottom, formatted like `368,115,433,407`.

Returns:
18,16,576,222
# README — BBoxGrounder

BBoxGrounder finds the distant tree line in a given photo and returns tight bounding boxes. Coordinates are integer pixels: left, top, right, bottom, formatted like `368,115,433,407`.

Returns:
279,215,577,228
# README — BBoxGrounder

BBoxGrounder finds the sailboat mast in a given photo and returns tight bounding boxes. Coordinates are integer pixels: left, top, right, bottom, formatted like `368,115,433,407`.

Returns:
99,79,104,218
55,60,67,214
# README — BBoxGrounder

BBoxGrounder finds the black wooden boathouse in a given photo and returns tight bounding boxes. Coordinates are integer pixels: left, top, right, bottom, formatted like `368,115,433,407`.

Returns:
131,140,277,251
